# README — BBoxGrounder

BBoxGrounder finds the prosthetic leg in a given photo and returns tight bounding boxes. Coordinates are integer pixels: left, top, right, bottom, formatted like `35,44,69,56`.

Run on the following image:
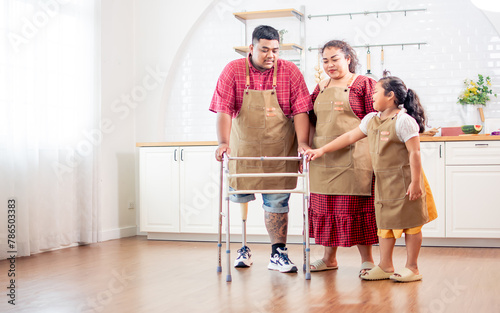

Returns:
240,203,248,248
234,202,252,268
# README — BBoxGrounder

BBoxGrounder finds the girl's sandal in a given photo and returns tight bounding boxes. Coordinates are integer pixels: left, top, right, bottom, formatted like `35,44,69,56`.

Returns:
390,268,422,282
359,261,376,277
360,266,393,281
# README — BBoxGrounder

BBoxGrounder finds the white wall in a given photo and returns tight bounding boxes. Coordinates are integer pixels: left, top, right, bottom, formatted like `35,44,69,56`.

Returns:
134,0,215,142
137,0,500,143
100,0,137,240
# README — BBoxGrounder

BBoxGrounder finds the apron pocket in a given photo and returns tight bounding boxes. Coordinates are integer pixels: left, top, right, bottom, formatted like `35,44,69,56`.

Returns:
315,102,333,125
241,105,266,129
374,167,407,201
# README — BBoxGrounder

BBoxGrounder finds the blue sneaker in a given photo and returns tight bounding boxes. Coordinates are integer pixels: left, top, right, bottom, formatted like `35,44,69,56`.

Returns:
234,246,252,268
268,247,297,273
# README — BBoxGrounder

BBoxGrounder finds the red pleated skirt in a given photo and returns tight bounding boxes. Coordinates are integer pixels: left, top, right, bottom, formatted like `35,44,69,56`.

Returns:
309,179,378,247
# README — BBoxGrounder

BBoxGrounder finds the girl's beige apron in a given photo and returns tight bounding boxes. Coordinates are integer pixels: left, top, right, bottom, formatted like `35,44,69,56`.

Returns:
229,59,298,191
310,82,373,195
367,113,429,229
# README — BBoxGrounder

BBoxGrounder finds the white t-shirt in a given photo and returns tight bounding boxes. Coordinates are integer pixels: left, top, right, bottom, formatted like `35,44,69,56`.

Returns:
359,109,420,143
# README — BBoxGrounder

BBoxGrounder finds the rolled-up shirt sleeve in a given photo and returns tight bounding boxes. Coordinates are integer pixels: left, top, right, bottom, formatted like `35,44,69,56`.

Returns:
209,62,236,116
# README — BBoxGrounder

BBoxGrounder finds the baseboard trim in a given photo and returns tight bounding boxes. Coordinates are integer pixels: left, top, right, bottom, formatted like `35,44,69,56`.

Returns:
100,226,137,242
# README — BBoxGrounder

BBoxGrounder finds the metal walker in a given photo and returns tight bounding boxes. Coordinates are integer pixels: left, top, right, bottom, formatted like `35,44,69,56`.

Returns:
217,154,311,282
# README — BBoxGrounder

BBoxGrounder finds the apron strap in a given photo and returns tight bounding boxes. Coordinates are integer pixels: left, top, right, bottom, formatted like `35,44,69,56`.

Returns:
321,78,332,93
245,57,250,93
271,59,277,94
272,59,277,87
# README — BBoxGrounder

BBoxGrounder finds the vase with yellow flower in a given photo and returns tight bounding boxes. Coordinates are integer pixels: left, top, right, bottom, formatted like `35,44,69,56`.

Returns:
457,74,497,125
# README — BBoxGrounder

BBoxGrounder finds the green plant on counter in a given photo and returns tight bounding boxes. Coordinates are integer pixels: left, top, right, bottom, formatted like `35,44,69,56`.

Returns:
457,74,497,105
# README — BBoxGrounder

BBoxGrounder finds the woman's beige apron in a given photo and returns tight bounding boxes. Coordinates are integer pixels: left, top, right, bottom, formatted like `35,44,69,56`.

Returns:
367,113,429,229
228,59,298,191
310,83,373,195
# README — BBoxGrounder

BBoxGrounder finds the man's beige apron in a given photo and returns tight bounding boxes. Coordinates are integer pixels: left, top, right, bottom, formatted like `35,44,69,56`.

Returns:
310,82,373,195
367,113,429,229
229,59,298,190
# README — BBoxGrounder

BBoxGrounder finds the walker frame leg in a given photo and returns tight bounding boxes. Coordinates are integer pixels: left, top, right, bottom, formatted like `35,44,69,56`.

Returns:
302,156,311,280
223,156,232,282
225,199,231,282
217,161,223,273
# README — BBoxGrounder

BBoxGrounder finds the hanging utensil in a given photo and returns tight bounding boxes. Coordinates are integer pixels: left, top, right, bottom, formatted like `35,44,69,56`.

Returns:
365,46,378,80
381,46,385,75
314,50,323,83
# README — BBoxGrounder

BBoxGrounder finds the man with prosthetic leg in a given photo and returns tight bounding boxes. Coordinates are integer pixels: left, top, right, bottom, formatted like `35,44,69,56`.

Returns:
210,25,312,273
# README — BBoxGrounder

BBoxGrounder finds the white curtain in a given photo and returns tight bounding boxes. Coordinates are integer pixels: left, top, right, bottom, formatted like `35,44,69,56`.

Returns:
0,0,100,259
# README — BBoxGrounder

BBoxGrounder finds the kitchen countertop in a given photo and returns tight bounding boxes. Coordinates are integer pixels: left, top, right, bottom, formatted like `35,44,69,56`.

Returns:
137,136,500,147
419,135,500,141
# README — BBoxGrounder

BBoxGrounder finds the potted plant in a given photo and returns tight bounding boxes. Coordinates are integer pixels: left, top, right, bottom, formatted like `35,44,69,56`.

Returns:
457,74,497,124
278,29,288,44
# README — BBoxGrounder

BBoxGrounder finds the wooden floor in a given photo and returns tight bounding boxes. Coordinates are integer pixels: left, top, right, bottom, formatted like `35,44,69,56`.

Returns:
1,236,500,313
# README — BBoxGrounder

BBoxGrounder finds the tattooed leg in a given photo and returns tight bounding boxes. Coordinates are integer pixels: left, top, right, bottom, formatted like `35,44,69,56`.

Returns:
265,212,288,245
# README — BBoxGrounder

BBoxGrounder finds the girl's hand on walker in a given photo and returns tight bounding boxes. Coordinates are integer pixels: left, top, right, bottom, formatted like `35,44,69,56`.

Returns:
406,181,423,201
304,148,324,162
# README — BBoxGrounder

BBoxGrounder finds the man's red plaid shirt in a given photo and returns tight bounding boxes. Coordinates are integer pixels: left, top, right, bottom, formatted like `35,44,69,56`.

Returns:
209,55,313,118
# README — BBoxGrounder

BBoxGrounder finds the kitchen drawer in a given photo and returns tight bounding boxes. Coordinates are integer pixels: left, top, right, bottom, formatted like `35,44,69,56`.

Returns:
445,141,500,165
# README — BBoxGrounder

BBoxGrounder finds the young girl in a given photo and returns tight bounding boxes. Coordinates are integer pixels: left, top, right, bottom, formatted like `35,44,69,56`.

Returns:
305,75,437,282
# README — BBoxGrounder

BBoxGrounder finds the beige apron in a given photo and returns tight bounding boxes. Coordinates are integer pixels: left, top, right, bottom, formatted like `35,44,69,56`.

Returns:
367,113,429,229
228,58,298,191
310,80,373,195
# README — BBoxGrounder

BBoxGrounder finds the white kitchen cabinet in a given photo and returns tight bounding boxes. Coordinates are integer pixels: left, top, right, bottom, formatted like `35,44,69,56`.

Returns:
139,145,220,234
179,146,220,233
445,141,500,238
420,142,446,237
140,147,180,232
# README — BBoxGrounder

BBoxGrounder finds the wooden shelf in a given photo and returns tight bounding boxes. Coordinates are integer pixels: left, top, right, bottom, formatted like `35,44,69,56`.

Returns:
233,43,303,56
233,8,303,21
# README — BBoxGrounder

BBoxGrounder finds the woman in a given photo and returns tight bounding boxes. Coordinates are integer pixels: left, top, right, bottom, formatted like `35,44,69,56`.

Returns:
308,40,378,275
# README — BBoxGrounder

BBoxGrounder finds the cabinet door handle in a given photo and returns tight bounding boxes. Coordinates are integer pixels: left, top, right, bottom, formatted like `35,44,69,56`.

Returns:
181,149,184,161
475,143,489,148
174,149,177,161
439,144,442,158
